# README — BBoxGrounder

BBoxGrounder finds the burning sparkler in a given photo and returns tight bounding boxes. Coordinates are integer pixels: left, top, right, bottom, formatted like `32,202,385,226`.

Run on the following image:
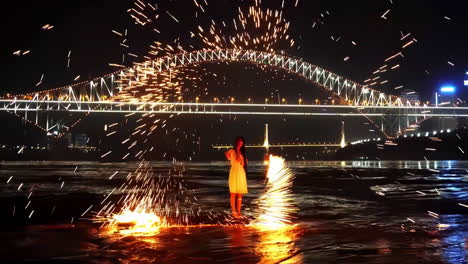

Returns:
251,155,297,230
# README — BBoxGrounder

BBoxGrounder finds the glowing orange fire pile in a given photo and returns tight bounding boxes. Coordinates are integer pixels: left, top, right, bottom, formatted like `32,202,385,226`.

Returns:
103,155,297,236
108,209,162,236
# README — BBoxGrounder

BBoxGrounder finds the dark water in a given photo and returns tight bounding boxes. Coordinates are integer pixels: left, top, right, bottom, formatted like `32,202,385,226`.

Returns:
1,160,468,263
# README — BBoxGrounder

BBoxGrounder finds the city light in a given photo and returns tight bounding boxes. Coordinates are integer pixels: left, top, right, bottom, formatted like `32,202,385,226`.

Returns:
465,71,468,86
440,86,456,93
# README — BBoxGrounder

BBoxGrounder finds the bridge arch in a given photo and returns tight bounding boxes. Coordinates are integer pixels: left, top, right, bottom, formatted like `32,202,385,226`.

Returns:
12,49,421,109
118,49,416,107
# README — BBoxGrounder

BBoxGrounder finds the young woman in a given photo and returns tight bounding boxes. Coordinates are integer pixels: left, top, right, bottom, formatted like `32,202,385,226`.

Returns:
225,137,248,218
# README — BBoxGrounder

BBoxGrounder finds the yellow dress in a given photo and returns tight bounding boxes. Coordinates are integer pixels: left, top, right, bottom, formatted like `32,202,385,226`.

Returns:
227,149,248,194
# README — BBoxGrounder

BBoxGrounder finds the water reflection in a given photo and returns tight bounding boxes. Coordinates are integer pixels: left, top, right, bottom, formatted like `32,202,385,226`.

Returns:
440,215,468,264
343,160,460,170
99,224,303,264
254,225,302,264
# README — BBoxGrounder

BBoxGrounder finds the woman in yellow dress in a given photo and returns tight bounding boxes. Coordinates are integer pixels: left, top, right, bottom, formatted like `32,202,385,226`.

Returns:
225,137,248,218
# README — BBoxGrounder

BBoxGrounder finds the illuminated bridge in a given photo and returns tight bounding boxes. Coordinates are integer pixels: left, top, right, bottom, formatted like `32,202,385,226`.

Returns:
1,100,466,117
0,49,463,137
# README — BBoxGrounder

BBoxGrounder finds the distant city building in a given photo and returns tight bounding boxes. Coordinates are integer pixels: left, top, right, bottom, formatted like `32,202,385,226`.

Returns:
66,133,90,147
464,70,468,87
74,134,90,147
439,93,456,105
65,133,73,147
430,85,458,131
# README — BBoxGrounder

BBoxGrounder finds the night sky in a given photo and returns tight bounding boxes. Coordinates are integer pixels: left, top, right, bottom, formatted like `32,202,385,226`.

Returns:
1,0,467,158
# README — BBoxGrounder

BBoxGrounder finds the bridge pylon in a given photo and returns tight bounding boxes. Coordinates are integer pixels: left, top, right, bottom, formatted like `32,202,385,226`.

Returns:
263,123,270,150
359,106,428,138
340,121,346,148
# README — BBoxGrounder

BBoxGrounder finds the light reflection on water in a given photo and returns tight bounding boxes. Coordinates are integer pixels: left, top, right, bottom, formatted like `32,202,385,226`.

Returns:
99,224,303,264
440,215,468,264
254,226,303,264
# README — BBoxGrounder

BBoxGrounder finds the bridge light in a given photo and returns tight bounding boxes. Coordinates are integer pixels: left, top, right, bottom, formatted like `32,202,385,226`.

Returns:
248,98,252,103
282,98,286,104
231,97,235,103
298,98,303,104
265,98,269,103
196,96,199,102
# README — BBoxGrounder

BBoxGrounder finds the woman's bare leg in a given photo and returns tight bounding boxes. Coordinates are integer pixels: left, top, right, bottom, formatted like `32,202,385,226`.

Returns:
230,193,237,215
236,194,243,216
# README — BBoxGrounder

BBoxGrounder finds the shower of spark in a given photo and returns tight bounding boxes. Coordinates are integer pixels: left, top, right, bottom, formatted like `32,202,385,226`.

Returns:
251,155,297,230
196,2,294,52
99,155,297,236
94,0,300,231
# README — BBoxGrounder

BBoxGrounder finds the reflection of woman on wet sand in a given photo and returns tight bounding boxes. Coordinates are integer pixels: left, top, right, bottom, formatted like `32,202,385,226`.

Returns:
225,137,248,218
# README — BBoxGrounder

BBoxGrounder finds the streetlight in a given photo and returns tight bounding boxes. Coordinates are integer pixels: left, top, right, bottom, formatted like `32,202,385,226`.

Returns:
298,98,303,104
440,86,456,93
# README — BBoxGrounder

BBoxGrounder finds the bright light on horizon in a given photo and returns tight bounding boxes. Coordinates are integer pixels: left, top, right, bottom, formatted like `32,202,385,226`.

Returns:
440,86,456,93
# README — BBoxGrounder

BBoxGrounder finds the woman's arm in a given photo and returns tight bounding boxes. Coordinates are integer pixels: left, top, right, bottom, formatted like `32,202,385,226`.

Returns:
225,149,233,160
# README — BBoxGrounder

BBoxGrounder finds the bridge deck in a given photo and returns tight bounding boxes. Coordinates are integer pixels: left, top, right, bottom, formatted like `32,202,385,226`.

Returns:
1,100,467,117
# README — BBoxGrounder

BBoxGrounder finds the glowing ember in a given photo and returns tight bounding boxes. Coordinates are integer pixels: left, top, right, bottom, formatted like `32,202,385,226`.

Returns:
252,155,297,230
109,209,163,236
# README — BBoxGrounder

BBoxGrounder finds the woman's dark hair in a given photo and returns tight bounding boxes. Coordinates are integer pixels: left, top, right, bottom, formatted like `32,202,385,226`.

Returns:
234,136,247,170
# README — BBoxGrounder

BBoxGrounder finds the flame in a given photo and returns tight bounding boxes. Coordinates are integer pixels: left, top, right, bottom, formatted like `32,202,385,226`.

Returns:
108,209,163,236
252,155,297,230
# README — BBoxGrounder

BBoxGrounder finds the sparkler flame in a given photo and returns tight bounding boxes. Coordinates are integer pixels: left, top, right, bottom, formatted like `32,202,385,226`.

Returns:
252,155,297,230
